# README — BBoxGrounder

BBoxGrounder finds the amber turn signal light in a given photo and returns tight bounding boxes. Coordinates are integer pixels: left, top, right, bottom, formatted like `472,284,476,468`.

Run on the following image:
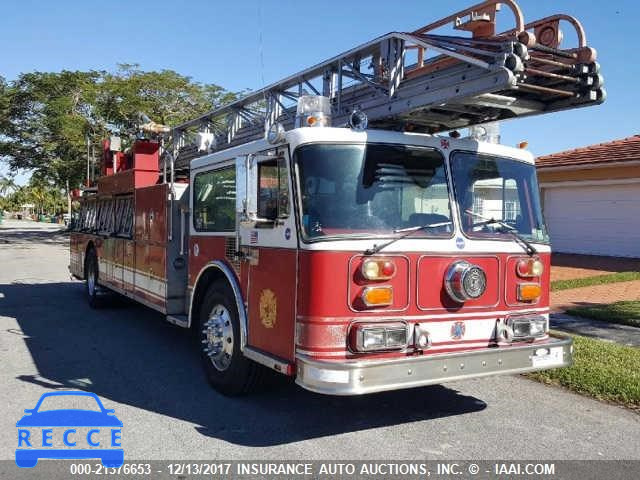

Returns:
517,283,541,302
362,286,393,307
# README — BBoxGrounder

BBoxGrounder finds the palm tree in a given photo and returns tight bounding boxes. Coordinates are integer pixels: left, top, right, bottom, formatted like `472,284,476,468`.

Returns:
0,175,17,197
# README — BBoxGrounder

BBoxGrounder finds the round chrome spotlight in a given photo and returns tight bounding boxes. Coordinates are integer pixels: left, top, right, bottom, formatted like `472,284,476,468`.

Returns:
349,109,368,131
266,122,286,144
444,261,487,303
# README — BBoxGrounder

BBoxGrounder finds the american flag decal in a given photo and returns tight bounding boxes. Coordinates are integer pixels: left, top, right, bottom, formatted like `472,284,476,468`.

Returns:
250,231,258,244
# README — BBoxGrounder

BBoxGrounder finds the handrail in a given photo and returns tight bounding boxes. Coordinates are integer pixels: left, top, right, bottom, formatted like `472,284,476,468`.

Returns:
500,13,587,48
412,0,525,36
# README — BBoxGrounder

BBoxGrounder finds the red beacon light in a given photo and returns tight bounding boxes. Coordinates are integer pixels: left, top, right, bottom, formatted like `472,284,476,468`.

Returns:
516,258,544,278
361,259,396,281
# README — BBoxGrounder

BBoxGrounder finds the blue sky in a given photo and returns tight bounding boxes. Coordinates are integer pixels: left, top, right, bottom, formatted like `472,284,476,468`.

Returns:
2,0,638,183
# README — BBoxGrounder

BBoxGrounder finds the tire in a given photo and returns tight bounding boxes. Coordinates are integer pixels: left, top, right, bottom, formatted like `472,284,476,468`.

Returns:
85,248,101,309
198,281,264,395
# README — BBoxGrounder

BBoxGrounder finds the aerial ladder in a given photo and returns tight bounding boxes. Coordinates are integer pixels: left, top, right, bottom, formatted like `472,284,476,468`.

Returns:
165,0,604,170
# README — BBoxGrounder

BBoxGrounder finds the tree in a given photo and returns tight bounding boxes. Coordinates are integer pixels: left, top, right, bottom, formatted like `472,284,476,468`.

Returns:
0,175,17,197
0,70,100,191
0,76,9,136
0,66,237,197
95,64,237,132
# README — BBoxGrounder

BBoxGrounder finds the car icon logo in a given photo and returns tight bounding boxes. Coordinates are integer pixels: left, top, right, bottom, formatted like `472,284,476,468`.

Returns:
16,391,123,468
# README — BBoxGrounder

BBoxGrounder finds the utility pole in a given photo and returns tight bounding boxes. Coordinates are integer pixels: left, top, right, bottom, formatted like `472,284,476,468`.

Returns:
66,178,71,216
86,135,91,187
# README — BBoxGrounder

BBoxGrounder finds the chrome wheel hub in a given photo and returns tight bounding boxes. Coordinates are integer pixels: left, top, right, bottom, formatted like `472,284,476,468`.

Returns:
202,304,234,371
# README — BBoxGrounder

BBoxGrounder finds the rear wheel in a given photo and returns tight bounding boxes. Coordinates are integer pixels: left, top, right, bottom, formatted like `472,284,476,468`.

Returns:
85,248,100,309
198,281,264,395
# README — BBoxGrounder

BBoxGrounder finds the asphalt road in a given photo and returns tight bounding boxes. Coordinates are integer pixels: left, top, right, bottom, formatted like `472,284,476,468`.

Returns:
1,219,638,461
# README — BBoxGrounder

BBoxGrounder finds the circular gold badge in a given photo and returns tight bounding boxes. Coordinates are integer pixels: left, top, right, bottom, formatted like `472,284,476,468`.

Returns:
259,289,277,329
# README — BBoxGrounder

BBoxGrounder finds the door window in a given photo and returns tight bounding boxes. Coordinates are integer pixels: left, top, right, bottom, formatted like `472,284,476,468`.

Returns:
193,167,236,232
257,157,289,221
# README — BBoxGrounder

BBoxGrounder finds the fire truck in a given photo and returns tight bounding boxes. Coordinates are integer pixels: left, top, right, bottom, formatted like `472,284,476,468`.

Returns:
69,0,604,395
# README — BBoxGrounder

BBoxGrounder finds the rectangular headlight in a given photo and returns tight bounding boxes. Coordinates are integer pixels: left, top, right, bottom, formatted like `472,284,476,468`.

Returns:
362,328,385,350
529,318,547,336
385,327,408,348
508,316,547,339
352,322,407,352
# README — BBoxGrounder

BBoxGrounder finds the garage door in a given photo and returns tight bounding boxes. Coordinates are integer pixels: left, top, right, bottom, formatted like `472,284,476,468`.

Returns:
543,182,640,257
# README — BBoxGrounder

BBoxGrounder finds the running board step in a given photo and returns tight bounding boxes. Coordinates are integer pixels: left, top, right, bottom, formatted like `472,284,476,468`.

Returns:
243,346,295,376
166,314,188,328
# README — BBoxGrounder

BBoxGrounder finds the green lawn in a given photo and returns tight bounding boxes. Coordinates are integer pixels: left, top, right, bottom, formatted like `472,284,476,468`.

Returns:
551,271,640,291
565,301,640,328
526,333,640,409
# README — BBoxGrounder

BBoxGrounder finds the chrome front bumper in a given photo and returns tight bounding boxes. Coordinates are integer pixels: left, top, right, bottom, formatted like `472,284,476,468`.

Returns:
295,335,573,395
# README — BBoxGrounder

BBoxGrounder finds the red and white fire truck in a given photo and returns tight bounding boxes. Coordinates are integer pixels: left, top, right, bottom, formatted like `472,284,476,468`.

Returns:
70,0,604,395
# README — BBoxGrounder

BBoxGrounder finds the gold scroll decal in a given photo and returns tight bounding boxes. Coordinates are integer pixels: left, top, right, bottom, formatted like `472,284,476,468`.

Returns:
259,288,277,329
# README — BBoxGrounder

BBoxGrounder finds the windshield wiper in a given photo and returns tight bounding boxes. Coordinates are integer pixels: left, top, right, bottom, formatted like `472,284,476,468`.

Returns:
464,210,537,256
364,221,452,255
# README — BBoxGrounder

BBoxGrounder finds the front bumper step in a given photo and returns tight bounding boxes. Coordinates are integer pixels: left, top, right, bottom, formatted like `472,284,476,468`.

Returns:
296,335,572,395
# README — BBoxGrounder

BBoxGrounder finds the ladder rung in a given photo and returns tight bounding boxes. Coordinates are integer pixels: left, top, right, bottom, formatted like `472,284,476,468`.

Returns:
515,83,575,98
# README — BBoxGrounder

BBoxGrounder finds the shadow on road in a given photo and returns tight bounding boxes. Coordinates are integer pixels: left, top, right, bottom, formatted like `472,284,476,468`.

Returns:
0,224,69,245
3,281,486,447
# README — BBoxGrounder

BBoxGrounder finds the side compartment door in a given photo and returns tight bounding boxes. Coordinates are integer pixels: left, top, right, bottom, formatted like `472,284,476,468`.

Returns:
237,148,298,362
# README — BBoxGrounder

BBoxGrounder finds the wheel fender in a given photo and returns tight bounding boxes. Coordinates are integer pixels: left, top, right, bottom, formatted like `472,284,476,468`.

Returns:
189,261,248,350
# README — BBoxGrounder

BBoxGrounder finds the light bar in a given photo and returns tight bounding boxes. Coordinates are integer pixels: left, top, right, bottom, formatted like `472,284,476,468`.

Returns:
295,95,331,128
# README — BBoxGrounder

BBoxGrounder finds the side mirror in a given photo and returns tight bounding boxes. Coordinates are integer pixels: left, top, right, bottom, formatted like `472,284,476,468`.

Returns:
24,409,34,414
105,409,115,414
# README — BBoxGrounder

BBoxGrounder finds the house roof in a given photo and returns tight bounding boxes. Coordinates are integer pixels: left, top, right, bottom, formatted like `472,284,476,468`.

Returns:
536,134,640,169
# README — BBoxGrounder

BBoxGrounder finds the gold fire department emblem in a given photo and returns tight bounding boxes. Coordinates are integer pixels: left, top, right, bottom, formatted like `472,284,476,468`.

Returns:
259,289,277,329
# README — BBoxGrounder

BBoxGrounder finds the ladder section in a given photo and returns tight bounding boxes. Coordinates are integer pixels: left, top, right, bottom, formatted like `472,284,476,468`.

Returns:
169,0,603,165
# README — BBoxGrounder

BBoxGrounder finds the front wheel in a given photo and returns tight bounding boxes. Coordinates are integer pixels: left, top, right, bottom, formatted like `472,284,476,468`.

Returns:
198,281,264,395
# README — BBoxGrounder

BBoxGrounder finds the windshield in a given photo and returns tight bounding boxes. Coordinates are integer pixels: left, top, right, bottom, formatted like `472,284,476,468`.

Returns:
450,151,549,243
294,143,452,240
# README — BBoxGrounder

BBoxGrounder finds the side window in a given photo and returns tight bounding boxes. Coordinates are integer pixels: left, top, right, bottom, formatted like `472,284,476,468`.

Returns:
257,157,289,220
193,167,236,232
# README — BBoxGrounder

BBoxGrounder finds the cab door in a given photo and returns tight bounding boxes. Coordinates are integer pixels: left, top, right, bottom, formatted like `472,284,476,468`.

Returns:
237,148,298,362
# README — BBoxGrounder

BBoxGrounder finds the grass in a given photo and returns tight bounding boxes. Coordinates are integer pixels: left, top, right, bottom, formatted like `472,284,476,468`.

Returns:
550,271,640,291
565,300,640,328
526,332,640,409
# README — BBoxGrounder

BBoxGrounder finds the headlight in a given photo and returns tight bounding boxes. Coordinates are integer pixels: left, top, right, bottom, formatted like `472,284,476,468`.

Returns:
507,315,547,340
444,261,487,303
351,322,408,352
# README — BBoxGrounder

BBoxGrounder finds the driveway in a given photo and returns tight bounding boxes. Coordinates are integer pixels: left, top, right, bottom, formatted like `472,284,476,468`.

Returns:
551,253,640,311
551,253,640,281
